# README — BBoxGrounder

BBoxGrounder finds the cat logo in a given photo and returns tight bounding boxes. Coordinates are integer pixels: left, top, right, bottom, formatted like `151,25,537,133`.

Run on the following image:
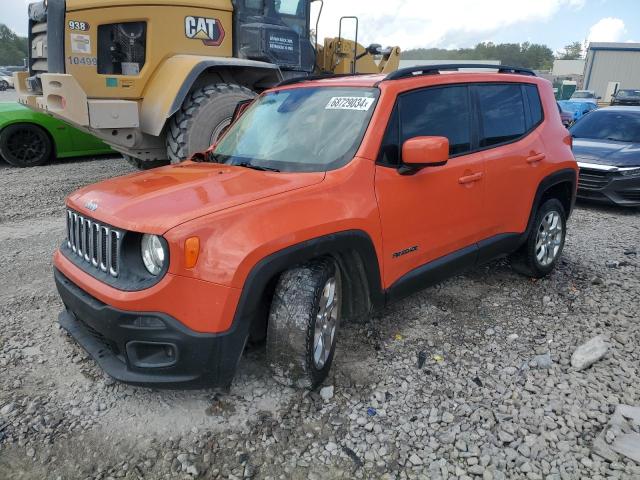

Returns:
184,16,225,46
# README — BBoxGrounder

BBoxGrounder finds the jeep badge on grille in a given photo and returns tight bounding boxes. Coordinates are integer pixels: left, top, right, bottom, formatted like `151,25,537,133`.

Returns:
85,200,98,211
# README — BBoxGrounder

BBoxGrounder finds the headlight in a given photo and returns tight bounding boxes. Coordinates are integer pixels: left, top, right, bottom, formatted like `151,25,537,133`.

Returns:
141,234,166,275
619,167,640,178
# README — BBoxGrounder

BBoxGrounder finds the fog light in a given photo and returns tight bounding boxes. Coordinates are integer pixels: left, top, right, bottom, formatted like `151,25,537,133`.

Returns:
126,341,178,368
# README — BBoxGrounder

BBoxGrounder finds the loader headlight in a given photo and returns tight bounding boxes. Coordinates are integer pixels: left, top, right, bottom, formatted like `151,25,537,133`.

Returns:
141,234,166,276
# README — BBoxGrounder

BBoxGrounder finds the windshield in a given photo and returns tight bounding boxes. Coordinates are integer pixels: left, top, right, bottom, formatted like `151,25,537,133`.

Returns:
617,90,640,98
570,110,640,143
212,87,379,172
572,91,593,99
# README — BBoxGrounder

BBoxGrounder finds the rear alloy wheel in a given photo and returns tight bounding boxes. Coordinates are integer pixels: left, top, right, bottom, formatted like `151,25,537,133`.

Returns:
266,258,342,389
166,83,255,164
0,123,52,167
0,80,8,91
511,198,567,278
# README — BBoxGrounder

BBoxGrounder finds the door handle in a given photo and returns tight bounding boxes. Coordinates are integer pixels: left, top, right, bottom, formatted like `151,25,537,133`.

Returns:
526,153,546,164
458,172,483,184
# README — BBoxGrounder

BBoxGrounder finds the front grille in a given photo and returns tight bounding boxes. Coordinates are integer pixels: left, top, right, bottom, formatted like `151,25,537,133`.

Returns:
28,6,48,81
618,191,640,202
27,0,65,92
578,168,611,191
66,210,121,277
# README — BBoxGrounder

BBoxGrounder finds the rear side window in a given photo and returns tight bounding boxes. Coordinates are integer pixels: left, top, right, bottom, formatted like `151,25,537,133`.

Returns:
477,84,526,147
524,84,543,127
399,85,472,156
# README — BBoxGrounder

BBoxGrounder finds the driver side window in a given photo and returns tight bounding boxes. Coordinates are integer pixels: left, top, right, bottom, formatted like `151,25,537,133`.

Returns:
377,85,472,167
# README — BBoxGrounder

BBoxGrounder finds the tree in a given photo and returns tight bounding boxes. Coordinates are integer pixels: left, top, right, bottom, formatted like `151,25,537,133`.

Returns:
557,41,583,60
0,24,28,66
401,42,554,71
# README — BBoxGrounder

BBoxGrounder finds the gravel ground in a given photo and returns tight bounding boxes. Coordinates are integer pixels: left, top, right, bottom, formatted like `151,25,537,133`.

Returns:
0,156,639,480
0,90,19,103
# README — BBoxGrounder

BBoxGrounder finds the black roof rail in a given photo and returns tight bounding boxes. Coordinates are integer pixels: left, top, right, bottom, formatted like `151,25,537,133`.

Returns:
276,72,367,88
384,64,536,81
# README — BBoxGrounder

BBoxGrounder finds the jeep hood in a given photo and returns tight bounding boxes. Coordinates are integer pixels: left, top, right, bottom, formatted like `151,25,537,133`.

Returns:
66,162,325,234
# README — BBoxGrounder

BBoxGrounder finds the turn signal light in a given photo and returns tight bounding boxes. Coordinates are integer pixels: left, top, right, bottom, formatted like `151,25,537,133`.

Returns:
184,237,200,268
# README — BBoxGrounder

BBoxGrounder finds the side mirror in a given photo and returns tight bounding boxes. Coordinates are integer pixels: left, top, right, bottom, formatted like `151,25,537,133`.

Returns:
400,136,449,174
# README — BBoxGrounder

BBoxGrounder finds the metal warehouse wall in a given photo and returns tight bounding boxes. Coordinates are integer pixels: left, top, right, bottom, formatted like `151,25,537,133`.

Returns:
584,45,640,98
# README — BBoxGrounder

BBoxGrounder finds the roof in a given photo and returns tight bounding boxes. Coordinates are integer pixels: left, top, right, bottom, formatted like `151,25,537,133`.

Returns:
587,42,640,52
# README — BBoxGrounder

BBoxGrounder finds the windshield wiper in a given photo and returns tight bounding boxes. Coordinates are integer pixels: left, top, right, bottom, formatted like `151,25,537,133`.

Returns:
234,162,280,172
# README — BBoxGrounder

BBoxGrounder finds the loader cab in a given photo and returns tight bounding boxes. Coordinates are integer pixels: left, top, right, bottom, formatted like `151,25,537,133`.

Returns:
232,0,315,75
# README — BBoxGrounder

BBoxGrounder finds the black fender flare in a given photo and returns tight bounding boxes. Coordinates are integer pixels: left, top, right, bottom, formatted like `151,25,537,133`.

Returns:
525,168,578,237
168,58,283,119
234,230,385,328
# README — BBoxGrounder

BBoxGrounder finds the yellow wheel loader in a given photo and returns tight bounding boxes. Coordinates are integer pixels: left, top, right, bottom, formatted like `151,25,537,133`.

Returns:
16,0,399,169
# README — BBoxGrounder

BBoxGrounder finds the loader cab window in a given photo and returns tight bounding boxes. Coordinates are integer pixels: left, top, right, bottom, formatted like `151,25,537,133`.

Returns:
275,0,304,16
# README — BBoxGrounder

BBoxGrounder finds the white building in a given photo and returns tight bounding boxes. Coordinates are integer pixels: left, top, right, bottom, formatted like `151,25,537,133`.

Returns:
552,59,585,77
584,42,640,100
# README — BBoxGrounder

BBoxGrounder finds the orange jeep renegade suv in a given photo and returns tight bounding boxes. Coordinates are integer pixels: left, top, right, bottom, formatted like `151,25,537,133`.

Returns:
54,64,578,389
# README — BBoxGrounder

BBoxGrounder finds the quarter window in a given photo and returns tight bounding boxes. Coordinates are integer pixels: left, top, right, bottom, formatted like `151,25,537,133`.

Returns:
400,85,472,156
477,84,526,147
524,84,543,127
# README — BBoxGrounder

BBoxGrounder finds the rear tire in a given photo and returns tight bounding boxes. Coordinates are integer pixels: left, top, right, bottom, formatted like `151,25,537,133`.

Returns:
123,154,169,170
0,123,52,167
266,258,342,389
166,83,255,164
511,198,567,278
0,81,8,91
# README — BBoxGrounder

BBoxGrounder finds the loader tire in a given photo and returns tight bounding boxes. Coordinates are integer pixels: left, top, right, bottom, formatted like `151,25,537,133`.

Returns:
166,83,255,164
123,154,169,170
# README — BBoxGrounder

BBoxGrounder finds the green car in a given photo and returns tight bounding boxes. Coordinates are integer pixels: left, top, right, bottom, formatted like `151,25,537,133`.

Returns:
0,102,113,167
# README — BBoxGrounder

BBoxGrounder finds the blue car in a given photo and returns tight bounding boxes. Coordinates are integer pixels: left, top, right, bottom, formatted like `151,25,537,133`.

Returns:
571,107,640,207
558,100,597,124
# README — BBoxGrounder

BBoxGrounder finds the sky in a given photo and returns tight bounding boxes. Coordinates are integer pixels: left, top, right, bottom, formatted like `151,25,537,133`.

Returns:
2,0,639,54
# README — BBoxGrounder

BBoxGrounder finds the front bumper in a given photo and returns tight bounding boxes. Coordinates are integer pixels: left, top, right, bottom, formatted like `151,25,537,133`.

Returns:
55,269,250,388
577,163,640,207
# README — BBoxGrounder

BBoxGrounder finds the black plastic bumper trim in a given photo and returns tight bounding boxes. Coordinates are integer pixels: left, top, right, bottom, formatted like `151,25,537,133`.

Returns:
55,269,250,388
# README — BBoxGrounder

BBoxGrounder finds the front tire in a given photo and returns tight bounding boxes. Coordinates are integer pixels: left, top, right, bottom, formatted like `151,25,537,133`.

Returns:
0,123,52,167
511,198,567,278
266,258,342,389
0,80,8,91
166,83,255,164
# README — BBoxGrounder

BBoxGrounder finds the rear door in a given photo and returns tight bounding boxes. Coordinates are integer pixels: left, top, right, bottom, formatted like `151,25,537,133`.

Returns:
374,84,488,288
475,83,546,237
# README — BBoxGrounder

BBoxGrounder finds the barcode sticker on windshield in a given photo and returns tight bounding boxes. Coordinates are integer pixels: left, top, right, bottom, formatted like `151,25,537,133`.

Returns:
325,97,375,111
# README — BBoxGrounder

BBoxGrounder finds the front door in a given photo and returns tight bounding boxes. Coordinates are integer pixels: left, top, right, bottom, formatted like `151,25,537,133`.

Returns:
374,85,488,289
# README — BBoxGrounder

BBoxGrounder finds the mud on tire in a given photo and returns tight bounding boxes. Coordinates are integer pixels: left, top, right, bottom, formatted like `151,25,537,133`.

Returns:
266,258,342,389
166,83,255,164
